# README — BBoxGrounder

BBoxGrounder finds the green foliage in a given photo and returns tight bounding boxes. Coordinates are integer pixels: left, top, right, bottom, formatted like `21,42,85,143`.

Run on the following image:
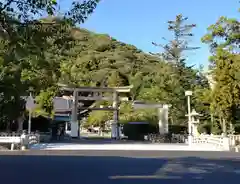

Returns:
2,1,237,136
151,14,210,125
85,111,112,127
35,87,58,115
152,14,199,63
0,0,100,129
119,102,158,124
64,15,210,128
202,7,240,133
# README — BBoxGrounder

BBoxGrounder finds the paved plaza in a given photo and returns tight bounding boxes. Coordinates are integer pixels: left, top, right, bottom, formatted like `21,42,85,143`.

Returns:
29,142,225,151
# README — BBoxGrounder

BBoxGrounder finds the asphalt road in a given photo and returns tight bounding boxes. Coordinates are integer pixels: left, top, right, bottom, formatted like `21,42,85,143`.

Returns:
0,150,240,184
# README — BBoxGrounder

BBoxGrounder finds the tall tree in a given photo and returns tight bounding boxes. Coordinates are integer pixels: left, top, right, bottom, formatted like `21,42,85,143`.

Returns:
202,7,240,134
152,14,200,91
151,14,208,125
0,0,100,130
152,14,199,64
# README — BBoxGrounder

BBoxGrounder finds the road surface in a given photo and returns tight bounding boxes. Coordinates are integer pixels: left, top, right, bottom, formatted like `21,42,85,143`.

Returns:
0,150,239,184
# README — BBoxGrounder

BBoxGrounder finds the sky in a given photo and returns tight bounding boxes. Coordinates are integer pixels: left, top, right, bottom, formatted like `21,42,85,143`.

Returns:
60,0,239,70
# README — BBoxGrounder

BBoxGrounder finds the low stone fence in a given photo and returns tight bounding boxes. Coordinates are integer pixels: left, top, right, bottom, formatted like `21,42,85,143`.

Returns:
192,135,227,149
167,133,240,151
172,134,187,143
0,132,21,137
0,131,51,150
228,135,240,146
147,133,187,143
0,134,21,150
191,134,240,151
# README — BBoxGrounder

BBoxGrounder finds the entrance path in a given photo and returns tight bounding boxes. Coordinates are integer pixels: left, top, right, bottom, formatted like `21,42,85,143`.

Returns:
29,142,225,151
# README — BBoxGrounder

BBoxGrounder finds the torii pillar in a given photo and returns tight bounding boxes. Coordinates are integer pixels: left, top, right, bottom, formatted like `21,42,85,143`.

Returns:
70,90,79,138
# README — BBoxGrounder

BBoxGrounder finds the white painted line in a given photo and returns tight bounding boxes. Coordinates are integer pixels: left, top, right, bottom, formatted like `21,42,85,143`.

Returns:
109,175,181,179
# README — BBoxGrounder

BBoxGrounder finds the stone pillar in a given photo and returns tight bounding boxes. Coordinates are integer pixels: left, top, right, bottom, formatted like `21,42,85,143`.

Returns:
110,120,117,139
65,122,68,132
158,105,169,135
222,137,230,151
158,108,164,135
163,105,169,134
112,91,119,139
70,90,79,138
20,131,28,150
192,123,199,136
188,135,193,146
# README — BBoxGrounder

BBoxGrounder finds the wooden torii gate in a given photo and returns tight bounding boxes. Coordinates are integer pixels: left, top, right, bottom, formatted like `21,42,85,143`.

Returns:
53,85,133,138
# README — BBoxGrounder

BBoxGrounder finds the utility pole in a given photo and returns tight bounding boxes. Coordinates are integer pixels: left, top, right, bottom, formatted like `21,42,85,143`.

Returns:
26,92,35,134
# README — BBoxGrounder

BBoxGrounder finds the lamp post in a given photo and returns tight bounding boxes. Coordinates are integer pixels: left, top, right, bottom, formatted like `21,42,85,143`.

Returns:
25,92,35,134
185,90,193,145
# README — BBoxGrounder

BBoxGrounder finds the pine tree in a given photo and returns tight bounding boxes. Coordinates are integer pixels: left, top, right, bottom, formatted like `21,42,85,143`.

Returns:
151,14,208,126
202,7,240,134
152,14,199,64
152,14,200,90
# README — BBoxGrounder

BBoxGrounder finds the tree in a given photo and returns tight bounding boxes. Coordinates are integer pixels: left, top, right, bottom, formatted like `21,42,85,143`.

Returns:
0,11,210,132
0,0,100,91
0,0,100,130
86,110,112,128
151,14,209,126
152,14,200,64
202,7,240,134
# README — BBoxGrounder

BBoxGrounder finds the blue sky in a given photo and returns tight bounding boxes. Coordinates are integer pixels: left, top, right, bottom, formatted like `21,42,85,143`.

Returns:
60,0,239,70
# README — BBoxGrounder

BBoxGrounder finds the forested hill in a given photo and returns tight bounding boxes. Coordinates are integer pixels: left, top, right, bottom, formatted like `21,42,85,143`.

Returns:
0,16,209,129
59,25,164,88
51,21,209,126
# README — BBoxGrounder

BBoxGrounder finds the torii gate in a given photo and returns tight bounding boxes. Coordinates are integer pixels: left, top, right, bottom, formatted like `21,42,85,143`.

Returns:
133,101,170,135
53,85,133,138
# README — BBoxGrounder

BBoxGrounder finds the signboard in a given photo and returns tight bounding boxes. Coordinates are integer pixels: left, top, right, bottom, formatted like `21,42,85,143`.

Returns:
53,115,71,121
133,101,163,109
53,97,72,112
25,94,36,111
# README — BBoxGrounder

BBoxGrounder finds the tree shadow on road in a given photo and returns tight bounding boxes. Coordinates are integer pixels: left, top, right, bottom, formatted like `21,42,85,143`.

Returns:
0,154,239,184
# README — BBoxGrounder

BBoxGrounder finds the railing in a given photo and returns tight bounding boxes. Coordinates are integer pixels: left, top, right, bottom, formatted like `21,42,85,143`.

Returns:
172,134,187,143
148,133,187,143
192,134,240,147
191,134,240,151
228,135,240,146
0,132,21,137
0,136,21,143
192,135,224,146
0,132,22,150
0,131,44,150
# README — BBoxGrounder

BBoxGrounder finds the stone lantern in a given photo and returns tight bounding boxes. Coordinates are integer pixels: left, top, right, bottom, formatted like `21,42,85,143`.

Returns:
190,109,202,136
